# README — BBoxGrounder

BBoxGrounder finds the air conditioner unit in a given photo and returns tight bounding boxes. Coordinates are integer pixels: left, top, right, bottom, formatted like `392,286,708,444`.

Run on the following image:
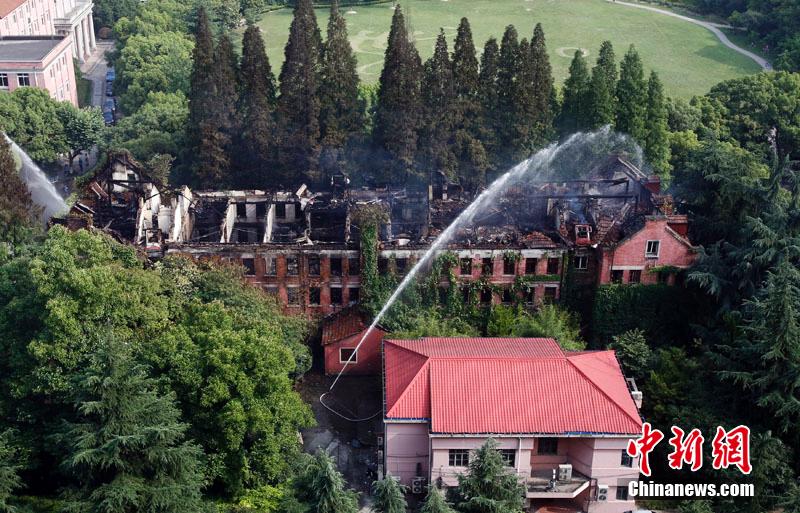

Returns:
597,484,609,501
557,464,572,482
377,450,384,460
411,477,427,494
377,436,384,446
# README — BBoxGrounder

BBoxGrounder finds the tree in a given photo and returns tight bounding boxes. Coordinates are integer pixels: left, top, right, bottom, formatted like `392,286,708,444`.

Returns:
512,304,585,350
420,486,454,513
529,23,554,146
56,104,105,167
419,30,457,180
319,0,364,180
61,335,204,513
495,25,527,168
615,45,647,142
214,34,240,139
277,0,322,185
372,477,407,513
109,91,189,164
558,50,592,135
477,37,500,175
3,88,67,163
115,31,194,113
644,71,670,177
450,439,525,513
589,40,616,128
187,7,227,187
236,25,277,188
0,431,21,513
373,6,422,184
0,133,38,245
293,451,358,513
609,329,653,380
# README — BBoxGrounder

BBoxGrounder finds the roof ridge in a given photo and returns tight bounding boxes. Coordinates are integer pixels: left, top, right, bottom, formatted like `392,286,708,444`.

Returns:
565,353,642,429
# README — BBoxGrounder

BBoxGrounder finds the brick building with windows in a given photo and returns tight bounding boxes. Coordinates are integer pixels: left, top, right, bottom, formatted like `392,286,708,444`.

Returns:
58,151,695,318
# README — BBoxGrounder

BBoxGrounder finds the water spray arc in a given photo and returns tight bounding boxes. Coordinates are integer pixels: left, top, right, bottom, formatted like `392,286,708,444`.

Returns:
4,134,67,221
320,127,640,421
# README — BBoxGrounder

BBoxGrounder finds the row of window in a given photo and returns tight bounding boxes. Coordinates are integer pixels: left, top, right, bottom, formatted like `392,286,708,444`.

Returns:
278,286,360,307
242,255,360,277
447,444,634,469
0,73,30,88
457,257,561,276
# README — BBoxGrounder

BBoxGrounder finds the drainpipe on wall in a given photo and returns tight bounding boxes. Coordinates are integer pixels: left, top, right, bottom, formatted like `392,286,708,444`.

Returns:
517,436,523,479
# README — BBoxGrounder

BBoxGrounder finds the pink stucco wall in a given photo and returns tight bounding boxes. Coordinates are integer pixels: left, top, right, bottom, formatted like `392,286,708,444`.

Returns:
384,423,429,485
0,0,56,36
599,218,696,285
0,37,78,105
386,429,640,513
324,327,384,376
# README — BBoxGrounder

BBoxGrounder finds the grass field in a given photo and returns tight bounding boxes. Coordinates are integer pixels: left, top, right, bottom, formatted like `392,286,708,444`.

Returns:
253,0,761,98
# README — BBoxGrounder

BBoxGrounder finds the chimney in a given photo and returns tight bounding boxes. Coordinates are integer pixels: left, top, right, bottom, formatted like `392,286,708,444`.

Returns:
631,390,643,409
667,215,689,237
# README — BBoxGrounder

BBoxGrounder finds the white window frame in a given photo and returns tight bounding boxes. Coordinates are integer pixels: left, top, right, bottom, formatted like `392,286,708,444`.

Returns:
0,73,8,89
17,73,30,86
645,240,660,258
574,255,588,270
339,347,357,364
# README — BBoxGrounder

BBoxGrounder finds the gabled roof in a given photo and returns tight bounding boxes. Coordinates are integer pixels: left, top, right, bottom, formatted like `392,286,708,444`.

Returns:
0,0,25,18
321,307,385,345
384,338,642,435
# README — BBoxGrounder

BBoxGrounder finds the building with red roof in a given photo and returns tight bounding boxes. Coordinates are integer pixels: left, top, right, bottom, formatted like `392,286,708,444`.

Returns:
320,307,386,376
383,337,643,513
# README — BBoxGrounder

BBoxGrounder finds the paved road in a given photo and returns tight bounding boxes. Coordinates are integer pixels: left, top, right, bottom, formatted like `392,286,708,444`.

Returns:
80,41,114,107
609,0,772,71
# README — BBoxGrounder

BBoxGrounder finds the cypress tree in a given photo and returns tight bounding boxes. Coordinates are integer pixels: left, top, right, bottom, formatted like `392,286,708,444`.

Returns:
294,450,359,513
477,37,500,175
644,71,670,176
559,50,592,135
530,23,554,146
372,477,408,513
0,134,38,244
495,26,532,168
589,40,617,128
451,18,488,190
62,337,204,513
420,486,454,513
277,0,323,185
188,7,228,186
615,45,648,142
236,25,277,188
373,6,422,184
450,439,525,512
214,34,239,135
419,30,457,180
451,17,480,134
319,0,364,180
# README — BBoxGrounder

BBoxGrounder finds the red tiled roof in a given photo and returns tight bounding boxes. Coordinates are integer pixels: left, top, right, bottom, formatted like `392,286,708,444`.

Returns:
321,308,366,345
0,0,25,18
384,338,642,435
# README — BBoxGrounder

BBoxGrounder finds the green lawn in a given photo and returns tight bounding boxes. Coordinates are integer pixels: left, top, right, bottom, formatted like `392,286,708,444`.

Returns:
253,0,761,98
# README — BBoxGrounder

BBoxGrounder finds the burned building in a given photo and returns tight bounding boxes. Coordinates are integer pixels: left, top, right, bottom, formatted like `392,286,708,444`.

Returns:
59,152,695,317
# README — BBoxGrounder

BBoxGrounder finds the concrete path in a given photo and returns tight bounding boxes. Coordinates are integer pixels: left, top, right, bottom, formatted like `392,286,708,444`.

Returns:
608,0,772,71
79,41,114,107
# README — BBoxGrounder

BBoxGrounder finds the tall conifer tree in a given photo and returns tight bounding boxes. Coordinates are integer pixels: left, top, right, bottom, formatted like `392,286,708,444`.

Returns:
214,34,239,135
277,0,322,185
236,25,277,188
559,50,592,135
319,0,364,180
62,337,204,513
644,71,670,176
589,40,617,128
494,25,521,169
477,37,500,176
419,30,457,180
188,7,228,186
530,23,554,146
615,45,647,142
451,19,488,190
373,6,422,184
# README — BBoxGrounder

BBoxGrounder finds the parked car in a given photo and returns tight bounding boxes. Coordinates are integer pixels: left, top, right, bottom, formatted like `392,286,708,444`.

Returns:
103,98,116,113
105,68,115,82
102,110,114,125
105,82,113,97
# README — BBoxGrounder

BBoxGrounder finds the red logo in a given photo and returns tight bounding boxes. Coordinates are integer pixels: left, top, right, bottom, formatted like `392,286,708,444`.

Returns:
668,426,704,471
711,425,752,475
627,422,664,477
